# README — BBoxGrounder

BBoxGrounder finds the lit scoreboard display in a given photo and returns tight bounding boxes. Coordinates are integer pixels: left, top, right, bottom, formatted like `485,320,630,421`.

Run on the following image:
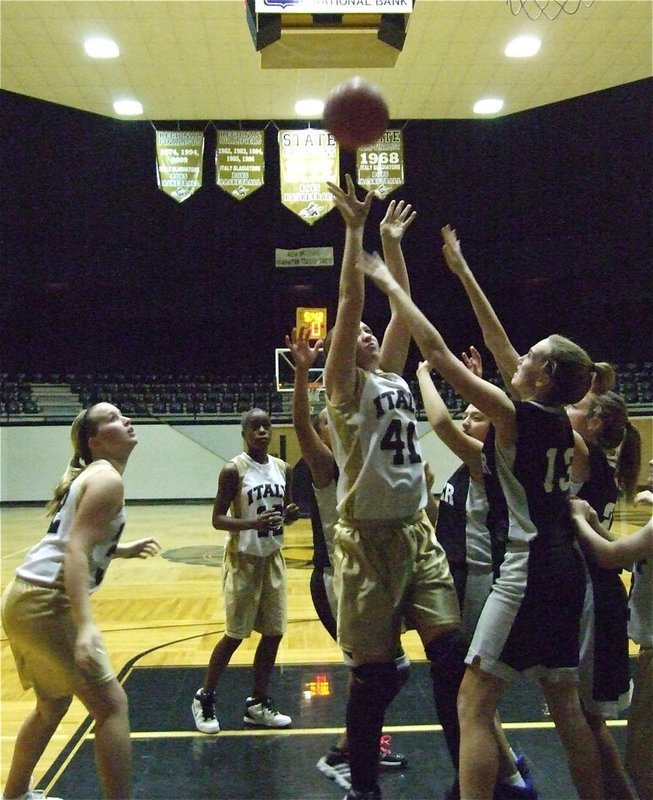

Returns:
296,307,327,340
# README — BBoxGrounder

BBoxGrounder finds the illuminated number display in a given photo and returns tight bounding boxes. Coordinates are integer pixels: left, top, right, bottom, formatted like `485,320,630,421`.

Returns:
296,307,327,340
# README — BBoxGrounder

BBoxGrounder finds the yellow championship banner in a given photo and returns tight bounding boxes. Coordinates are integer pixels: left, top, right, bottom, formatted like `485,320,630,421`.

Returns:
356,129,404,199
155,130,204,203
216,130,265,200
278,129,339,225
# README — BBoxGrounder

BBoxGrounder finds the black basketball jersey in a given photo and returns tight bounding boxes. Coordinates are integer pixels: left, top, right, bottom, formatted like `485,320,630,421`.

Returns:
498,401,575,550
435,463,470,567
578,442,618,527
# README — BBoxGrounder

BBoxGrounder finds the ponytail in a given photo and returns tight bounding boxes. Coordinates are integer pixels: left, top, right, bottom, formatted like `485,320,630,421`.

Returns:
591,361,616,396
615,421,642,502
45,406,98,517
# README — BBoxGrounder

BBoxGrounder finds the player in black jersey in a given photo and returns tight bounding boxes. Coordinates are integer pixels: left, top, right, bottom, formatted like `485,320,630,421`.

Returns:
567,389,641,800
357,240,614,800
418,359,536,800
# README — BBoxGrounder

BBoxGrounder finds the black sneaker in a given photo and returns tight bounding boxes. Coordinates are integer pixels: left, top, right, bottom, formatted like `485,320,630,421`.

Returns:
378,734,408,770
192,687,220,734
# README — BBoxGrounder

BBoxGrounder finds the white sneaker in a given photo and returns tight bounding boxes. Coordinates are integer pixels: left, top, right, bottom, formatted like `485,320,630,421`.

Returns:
243,696,291,728
1,792,64,800
192,688,220,734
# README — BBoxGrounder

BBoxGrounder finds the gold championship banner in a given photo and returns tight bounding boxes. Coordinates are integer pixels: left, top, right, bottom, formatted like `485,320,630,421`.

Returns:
155,131,204,203
278,129,339,225
216,130,265,200
356,129,404,200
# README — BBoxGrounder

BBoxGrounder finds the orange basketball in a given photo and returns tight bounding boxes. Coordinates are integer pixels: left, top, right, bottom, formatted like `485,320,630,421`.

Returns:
323,77,389,152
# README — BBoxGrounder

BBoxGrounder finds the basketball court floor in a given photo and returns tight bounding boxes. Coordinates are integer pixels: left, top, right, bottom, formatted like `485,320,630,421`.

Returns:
1,502,644,800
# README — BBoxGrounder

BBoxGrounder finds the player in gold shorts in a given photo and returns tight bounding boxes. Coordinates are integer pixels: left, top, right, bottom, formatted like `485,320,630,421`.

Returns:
323,176,466,800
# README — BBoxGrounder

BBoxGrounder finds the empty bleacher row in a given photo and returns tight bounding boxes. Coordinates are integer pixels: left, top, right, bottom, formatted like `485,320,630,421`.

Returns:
1,363,652,421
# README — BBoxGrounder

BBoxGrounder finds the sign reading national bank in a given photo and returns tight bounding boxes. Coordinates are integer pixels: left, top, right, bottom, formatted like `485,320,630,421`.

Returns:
256,0,413,12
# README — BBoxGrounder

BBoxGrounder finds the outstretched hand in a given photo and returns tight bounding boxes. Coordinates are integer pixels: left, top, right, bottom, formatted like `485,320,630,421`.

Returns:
380,199,416,242
462,345,483,377
441,224,467,276
118,537,161,559
326,174,373,230
355,250,398,294
285,326,323,373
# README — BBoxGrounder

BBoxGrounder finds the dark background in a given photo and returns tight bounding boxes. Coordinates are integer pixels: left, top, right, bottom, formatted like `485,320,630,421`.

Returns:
1,79,651,379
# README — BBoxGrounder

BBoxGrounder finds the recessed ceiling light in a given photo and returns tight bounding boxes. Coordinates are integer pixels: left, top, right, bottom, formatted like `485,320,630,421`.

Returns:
113,99,143,116
473,98,504,115
295,99,324,117
505,36,541,58
84,37,119,59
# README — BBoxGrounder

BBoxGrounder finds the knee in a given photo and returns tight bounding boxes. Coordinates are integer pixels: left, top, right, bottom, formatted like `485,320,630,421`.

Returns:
92,683,129,726
37,695,72,727
350,662,403,708
425,627,467,679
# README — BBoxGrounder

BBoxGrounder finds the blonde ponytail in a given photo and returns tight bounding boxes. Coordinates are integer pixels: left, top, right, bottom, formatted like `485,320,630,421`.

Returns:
45,406,98,517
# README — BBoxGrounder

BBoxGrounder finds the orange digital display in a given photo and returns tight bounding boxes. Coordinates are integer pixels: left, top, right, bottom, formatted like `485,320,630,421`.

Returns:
296,307,327,340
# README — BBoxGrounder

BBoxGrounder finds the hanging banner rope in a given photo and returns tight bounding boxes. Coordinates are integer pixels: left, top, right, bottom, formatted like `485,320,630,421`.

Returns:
155,130,204,203
278,129,339,225
216,130,265,200
356,129,404,200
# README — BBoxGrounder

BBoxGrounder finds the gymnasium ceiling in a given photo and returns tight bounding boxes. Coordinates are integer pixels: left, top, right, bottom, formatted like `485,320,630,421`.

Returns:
0,0,651,122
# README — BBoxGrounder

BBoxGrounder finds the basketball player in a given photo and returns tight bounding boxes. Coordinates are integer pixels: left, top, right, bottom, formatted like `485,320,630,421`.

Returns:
571,484,652,800
324,176,466,800
567,390,641,800
438,223,638,799
192,408,299,734
355,243,613,800
287,321,409,791
417,358,537,800
1,403,160,800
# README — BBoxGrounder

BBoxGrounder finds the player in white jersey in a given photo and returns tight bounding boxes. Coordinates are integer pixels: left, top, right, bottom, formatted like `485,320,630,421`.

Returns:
288,324,409,792
324,176,464,800
356,237,614,800
192,407,299,734
571,478,653,800
1,403,160,800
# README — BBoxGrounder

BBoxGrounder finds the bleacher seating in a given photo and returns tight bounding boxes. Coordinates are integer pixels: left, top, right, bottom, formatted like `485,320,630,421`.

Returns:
1,363,651,421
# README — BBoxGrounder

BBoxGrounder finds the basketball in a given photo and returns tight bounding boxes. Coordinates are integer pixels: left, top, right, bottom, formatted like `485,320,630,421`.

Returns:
323,77,389,151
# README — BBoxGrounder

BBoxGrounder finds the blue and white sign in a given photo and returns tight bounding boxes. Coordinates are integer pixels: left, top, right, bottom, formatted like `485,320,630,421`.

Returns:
256,0,413,13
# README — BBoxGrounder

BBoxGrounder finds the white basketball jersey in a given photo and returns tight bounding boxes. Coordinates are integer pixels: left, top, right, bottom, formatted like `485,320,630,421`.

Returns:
326,367,426,521
227,452,287,557
16,460,126,593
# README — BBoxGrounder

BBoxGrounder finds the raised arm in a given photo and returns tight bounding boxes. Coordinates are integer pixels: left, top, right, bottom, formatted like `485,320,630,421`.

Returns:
378,199,417,374
441,225,520,389
287,326,335,489
357,250,516,446
416,361,483,478
324,174,373,405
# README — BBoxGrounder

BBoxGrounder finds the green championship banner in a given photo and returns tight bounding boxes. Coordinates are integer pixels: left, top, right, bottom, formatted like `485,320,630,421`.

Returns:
216,130,265,200
278,129,339,225
155,130,204,203
356,129,404,200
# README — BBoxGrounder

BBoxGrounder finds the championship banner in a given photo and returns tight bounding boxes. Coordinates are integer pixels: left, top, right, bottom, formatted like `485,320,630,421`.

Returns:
356,129,404,200
216,130,265,200
155,130,204,203
278,129,339,225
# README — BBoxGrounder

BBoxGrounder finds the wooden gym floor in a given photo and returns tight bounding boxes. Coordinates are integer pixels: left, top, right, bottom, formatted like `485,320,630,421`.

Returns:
0,501,646,799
